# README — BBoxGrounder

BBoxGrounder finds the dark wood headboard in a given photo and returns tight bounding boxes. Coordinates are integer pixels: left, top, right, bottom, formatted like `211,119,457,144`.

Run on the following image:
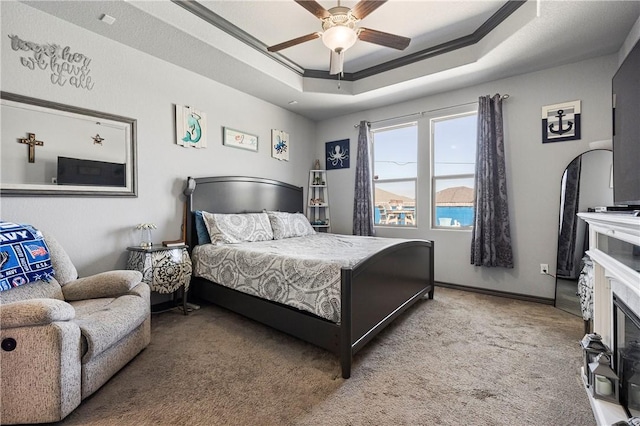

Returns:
184,176,304,248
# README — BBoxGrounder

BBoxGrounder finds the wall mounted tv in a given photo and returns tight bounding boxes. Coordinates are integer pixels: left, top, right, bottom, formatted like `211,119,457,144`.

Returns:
612,38,640,207
57,156,126,187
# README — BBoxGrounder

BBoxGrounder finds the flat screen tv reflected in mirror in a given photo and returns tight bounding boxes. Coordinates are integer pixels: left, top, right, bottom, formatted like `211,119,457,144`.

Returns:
57,156,126,187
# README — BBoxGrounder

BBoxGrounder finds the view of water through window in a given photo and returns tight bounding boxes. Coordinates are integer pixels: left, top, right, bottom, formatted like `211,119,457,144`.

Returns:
372,123,418,226
371,110,477,228
432,112,477,228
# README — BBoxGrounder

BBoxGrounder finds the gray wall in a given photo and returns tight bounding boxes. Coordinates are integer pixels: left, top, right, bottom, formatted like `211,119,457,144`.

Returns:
315,54,618,300
2,2,637,303
0,2,316,276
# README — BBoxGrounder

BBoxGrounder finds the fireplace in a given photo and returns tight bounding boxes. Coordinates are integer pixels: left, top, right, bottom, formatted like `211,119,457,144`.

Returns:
614,293,640,417
577,212,640,424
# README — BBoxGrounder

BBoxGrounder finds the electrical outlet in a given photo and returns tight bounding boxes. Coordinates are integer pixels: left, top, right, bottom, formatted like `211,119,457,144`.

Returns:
540,263,549,275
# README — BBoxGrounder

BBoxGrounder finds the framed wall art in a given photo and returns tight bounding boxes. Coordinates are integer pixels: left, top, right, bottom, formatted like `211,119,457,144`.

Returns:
223,127,258,152
176,105,207,148
271,129,289,161
325,139,350,170
542,100,581,143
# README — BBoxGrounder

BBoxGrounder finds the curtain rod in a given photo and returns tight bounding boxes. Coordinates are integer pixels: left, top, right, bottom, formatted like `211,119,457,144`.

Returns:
354,94,510,128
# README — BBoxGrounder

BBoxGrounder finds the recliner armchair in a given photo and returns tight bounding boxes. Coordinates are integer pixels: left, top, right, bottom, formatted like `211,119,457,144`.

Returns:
0,231,151,424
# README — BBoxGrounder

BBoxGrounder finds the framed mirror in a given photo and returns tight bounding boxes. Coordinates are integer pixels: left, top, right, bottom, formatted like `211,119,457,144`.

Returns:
1,91,137,197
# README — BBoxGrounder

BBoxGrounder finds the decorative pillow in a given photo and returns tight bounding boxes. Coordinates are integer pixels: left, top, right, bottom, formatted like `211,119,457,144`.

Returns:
194,211,211,245
202,212,273,245
267,211,316,240
0,221,55,291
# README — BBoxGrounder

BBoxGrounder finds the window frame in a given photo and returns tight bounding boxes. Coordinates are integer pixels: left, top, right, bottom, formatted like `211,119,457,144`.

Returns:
371,121,419,228
430,106,478,231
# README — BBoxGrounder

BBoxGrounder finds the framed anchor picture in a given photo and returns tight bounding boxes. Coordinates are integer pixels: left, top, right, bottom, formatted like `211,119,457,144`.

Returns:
541,100,581,143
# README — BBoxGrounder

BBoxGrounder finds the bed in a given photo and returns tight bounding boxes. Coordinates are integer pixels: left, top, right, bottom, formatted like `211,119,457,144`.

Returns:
185,176,434,379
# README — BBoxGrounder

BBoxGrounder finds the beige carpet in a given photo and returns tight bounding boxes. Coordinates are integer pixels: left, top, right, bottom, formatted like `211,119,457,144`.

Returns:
55,287,595,425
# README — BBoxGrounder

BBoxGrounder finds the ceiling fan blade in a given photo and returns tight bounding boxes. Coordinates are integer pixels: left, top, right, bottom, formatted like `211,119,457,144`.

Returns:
329,50,344,75
358,28,411,50
294,0,331,19
351,0,387,20
267,32,322,52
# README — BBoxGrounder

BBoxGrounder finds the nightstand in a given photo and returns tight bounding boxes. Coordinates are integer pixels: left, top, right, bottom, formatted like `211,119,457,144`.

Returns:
126,245,192,315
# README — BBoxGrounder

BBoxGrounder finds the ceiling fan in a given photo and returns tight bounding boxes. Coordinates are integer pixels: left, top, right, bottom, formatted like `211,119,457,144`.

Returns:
267,0,411,76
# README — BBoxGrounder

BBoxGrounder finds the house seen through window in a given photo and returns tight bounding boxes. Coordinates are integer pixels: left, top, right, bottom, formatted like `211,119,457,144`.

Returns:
431,110,477,229
372,122,418,227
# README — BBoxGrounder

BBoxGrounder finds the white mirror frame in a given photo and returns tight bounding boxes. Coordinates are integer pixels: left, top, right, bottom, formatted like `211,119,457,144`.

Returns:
1,91,137,197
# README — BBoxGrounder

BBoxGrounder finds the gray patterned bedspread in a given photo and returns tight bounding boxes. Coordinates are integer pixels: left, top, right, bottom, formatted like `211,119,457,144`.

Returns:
192,233,407,323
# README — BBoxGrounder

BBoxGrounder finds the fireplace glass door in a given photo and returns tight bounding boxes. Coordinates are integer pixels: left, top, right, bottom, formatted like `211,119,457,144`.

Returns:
614,293,640,416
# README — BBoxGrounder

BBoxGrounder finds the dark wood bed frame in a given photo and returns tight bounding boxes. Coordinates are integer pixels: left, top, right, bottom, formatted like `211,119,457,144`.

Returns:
185,176,434,379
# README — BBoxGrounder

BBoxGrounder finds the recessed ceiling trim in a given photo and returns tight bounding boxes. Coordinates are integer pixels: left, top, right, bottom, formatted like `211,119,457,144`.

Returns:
305,0,527,81
170,0,306,75
473,0,527,39
173,0,526,83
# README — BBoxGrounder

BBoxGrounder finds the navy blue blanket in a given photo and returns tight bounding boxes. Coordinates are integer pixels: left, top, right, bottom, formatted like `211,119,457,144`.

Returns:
0,221,54,291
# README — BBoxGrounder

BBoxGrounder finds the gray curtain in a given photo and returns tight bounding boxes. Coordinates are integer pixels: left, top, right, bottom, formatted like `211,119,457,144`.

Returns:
556,156,582,278
471,94,513,268
353,121,374,236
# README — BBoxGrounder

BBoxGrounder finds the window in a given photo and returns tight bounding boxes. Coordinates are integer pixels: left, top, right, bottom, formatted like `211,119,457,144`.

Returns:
431,110,477,229
372,122,418,227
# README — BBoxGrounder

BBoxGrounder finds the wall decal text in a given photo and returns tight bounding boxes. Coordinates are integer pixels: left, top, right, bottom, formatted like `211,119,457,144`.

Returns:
8,34,94,91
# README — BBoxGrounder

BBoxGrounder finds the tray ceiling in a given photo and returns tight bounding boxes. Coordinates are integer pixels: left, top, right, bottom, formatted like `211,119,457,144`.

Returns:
19,0,640,121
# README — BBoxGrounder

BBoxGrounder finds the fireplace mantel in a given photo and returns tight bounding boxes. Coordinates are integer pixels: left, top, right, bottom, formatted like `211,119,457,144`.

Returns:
578,212,640,424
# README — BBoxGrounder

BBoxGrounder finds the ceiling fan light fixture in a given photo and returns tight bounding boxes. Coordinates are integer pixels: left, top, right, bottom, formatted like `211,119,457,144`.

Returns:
322,25,357,52
267,0,411,76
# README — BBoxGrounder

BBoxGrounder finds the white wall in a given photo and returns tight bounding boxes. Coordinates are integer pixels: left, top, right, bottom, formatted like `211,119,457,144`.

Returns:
316,54,618,300
0,2,315,276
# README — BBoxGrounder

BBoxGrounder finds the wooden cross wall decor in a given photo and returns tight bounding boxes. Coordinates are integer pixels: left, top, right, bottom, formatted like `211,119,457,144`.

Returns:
19,133,44,163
